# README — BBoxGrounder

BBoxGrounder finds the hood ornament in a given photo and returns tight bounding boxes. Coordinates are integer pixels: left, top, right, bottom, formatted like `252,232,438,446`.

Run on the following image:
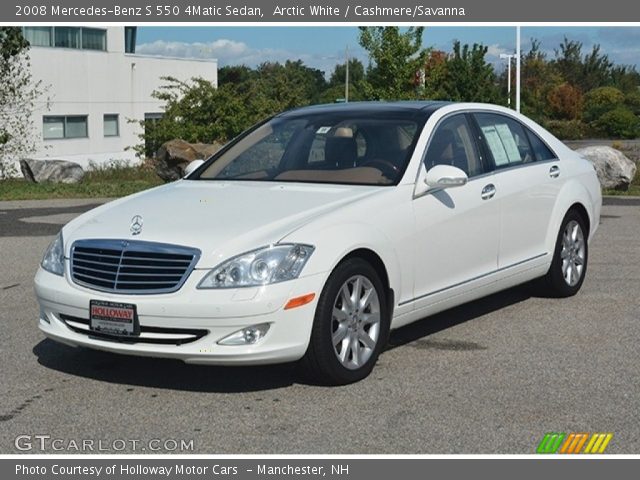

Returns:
130,215,143,236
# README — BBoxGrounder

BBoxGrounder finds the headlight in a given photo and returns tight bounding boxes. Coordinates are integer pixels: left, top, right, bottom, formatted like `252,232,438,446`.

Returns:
41,232,65,276
198,244,314,289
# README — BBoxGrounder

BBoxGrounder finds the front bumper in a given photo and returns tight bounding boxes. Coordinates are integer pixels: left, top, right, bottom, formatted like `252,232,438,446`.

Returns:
35,265,326,365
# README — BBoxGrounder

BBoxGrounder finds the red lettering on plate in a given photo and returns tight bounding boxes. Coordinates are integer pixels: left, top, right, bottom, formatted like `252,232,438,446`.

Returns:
91,305,133,320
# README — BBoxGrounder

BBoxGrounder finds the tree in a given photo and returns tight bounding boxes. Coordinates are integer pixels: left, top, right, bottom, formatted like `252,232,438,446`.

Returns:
132,77,250,158
547,83,583,120
358,27,429,100
0,27,43,178
421,50,448,99
552,38,612,92
436,41,500,103
133,60,327,157
320,58,367,103
583,86,625,122
329,58,365,87
218,65,256,86
593,107,640,139
519,39,563,121
610,65,640,93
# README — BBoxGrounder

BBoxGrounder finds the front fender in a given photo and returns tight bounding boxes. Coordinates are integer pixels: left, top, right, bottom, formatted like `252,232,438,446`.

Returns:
286,222,403,306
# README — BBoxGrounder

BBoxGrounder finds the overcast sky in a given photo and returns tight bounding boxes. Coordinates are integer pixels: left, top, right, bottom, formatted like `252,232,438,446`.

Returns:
136,26,640,76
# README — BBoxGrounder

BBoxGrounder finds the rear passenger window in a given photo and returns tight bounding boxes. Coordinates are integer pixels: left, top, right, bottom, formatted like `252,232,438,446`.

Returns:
474,113,534,168
526,129,557,161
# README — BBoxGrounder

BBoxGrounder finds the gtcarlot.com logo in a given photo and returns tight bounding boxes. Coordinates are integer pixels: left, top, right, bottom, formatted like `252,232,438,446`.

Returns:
537,432,613,454
14,435,194,452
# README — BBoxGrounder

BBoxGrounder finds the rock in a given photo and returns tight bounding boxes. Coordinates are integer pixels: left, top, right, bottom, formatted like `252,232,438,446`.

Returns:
575,146,637,191
154,139,222,181
19,159,85,184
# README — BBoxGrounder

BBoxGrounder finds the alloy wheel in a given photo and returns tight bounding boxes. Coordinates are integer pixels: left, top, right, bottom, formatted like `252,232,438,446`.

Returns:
560,220,586,287
331,275,381,370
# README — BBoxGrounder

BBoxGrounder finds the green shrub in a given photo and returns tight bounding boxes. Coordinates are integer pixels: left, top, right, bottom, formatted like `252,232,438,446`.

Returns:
593,107,640,139
583,86,625,122
544,119,590,140
624,90,640,115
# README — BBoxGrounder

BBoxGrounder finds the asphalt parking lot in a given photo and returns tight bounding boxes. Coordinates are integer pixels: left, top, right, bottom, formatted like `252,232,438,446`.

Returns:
0,197,638,454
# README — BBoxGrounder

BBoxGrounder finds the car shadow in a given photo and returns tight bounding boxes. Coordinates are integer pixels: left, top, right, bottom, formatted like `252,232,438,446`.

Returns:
386,281,542,351
33,281,546,392
32,340,298,393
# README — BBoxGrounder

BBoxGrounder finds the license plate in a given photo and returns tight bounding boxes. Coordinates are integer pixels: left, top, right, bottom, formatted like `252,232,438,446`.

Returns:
89,300,140,337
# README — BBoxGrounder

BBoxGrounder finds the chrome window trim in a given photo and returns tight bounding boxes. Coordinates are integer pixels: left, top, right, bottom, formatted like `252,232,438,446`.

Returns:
70,239,201,295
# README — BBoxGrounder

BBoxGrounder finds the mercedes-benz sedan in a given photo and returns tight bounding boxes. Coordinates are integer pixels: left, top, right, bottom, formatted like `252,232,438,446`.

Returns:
35,102,601,384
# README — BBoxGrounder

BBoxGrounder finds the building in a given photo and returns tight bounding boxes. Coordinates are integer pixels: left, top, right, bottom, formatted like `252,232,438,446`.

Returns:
22,26,218,168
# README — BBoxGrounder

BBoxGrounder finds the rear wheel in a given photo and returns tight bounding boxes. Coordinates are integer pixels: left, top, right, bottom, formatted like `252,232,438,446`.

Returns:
301,258,389,385
543,210,588,297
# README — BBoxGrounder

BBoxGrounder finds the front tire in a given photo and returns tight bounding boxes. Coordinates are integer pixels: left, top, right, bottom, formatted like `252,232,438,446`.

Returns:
543,210,588,297
301,258,389,385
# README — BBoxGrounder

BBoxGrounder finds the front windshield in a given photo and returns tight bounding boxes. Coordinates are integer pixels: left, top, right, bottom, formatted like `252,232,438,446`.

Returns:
196,111,424,186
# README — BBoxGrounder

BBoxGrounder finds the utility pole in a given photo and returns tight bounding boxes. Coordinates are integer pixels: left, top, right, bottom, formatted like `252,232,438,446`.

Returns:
345,45,349,103
500,53,516,109
516,26,521,112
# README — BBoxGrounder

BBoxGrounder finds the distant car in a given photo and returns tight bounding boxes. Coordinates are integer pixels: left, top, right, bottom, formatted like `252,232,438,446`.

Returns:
35,102,601,384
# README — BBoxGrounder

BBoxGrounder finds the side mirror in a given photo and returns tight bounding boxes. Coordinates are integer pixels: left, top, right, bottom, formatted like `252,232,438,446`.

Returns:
183,159,205,177
425,164,468,189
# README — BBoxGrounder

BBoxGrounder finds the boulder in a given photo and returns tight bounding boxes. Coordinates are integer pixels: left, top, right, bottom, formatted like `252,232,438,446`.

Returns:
155,139,222,181
19,159,85,184
575,146,637,191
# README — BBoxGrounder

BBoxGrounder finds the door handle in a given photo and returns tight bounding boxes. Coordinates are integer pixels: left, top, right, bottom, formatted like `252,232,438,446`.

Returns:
549,165,560,178
481,183,496,200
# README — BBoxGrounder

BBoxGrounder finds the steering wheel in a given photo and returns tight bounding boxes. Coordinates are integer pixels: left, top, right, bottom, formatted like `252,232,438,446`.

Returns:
360,159,400,180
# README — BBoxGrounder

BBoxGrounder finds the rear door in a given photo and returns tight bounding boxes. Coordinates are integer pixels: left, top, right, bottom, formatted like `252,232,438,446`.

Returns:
472,112,564,268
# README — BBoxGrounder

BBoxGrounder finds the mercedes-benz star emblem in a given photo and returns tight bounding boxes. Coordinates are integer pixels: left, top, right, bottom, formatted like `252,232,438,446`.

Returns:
130,215,143,236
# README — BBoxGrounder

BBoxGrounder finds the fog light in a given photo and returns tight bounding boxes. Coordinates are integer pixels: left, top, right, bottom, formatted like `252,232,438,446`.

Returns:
217,323,270,346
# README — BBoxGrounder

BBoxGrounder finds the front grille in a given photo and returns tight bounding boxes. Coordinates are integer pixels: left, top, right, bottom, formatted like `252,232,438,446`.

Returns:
70,239,200,294
59,314,208,345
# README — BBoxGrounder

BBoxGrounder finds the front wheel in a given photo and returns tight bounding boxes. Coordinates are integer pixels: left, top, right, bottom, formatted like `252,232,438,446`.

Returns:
300,258,389,385
543,210,589,297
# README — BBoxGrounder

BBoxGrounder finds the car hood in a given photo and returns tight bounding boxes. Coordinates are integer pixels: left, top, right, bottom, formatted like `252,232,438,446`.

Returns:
62,180,382,268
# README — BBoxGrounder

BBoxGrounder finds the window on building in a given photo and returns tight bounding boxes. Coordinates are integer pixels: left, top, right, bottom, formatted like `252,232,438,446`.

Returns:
23,27,106,51
43,116,88,140
103,114,119,137
23,27,53,47
125,27,137,54
55,27,81,49
144,113,164,158
82,28,107,51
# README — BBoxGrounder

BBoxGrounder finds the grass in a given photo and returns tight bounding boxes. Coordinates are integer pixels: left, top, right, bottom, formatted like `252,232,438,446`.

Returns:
0,161,163,201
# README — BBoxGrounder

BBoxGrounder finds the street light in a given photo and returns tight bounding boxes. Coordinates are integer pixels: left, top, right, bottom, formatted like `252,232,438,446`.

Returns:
500,53,516,109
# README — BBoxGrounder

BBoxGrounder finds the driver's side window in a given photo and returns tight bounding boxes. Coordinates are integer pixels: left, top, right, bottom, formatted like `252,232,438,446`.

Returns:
424,115,483,177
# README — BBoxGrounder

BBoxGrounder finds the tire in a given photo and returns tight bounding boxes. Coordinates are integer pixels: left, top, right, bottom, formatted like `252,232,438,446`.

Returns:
300,258,390,385
543,209,589,297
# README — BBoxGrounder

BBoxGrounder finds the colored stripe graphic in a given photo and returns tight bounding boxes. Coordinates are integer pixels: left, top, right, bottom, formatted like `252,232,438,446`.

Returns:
584,433,613,454
537,433,613,454
559,433,589,454
537,433,566,453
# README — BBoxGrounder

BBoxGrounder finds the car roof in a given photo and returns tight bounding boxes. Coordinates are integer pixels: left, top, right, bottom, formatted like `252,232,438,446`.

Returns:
278,101,453,120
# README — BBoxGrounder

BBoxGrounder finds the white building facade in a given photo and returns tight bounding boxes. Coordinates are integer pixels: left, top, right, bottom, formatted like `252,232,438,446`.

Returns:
23,26,218,168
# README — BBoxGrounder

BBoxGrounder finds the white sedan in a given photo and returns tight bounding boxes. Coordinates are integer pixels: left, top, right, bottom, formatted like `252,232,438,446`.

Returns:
35,102,601,384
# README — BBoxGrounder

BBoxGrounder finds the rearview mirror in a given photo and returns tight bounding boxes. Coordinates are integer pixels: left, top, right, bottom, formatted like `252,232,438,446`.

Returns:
425,164,468,189
184,159,205,177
